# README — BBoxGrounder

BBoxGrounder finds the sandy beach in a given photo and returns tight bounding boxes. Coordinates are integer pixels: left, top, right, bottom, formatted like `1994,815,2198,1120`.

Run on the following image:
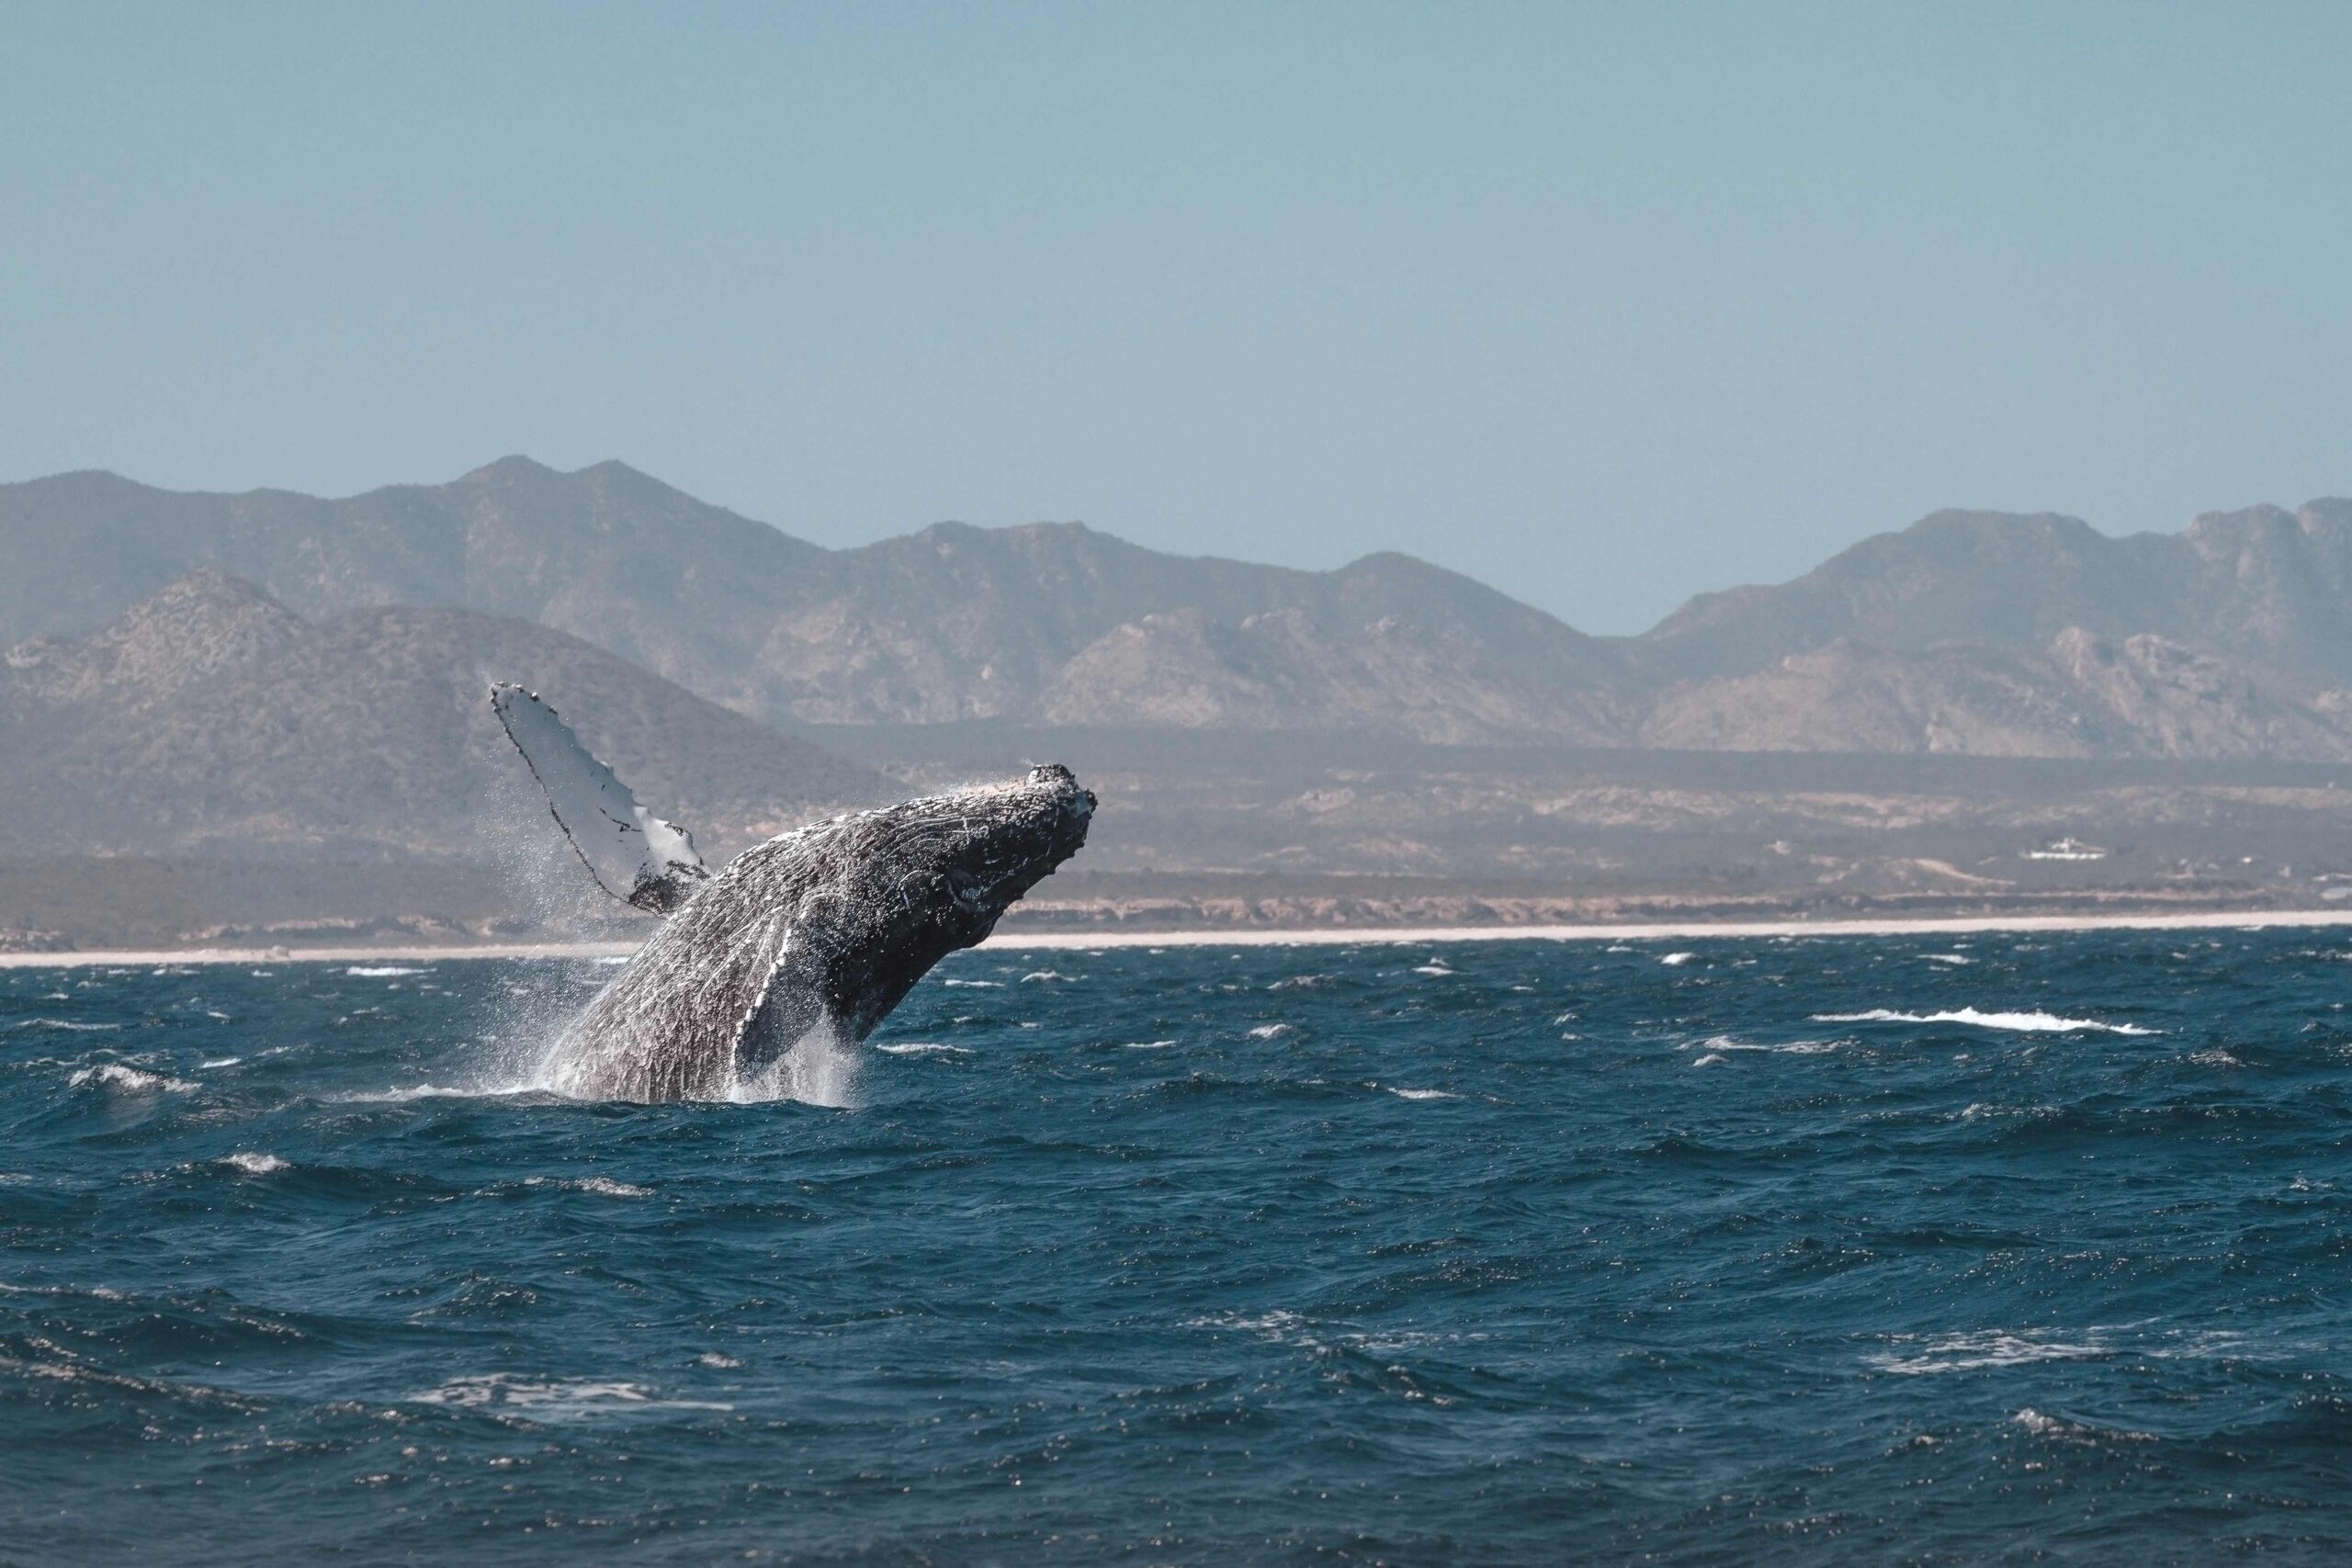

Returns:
9,906,2352,967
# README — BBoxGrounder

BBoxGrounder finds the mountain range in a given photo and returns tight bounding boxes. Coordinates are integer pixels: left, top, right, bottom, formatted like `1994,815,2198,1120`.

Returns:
0,570,885,863
6,458,2352,759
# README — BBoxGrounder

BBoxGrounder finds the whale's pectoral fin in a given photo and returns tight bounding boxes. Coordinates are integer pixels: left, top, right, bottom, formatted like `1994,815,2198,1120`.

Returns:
490,682,710,913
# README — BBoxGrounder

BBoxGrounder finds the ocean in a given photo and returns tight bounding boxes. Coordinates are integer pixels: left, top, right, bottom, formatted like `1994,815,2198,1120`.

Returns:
3,931,2349,1563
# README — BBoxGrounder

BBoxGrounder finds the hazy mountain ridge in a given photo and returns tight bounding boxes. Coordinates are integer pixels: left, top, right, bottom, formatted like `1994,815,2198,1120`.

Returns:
6,459,2350,757
0,570,887,863
0,460,1625,743
1639,629,2352,759
1643,501,2352,685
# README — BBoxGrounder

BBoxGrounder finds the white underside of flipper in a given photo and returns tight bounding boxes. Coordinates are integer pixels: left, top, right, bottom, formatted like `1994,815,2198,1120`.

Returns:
491,682,709,913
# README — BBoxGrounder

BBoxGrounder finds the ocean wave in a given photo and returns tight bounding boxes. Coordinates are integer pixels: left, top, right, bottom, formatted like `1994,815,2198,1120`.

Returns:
1659,953,1697,966
875,1042,972,1055
11,1018,122,1032
1184,1310,1488,1357
1020,970,1080,983
327,1082,540,1104
524,1175,651,1198
1247,1023,1292,1039
222,1152,289,1175
1387,1087,1457,1100
1685,1034,1842,1055
1958,1101,2064,1123
2014,1407,2156,1443
68,1064,195,1093
1813,1007,2154,1035
941,978,1002,988
1866,1329,2111,1375
407,1373,730,1419
3,1338,265,1412
345,966,425,977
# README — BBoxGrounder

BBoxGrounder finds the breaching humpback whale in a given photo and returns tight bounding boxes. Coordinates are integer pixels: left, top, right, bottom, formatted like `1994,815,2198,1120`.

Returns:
491,683,1092,1102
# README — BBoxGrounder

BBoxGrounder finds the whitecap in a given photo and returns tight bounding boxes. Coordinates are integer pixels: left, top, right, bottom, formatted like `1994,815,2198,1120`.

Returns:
875,1042,972,1055
1923,953,1973,965
1813,1007,2154,1035
2014,1407,2156,1442
1659,952,1697,966
1019,970,1079,983
1247,1023,1292,1039
525,1175,651,1198
1685,1034,1841,1055
1388,1087,1457,1100
222,1152,288,1175
407,1373,730,1418
1412,963,1456,976
1186,1309,1316,1341
1866,1329,2109,1374
696,1351,742,1370
68,1064,195,1093
1691,1053,1728,1067
329,1082,539,1104
346,965,424,977
1122,1039,1178,1050
198,1056,243,1068
11,1019,121,1032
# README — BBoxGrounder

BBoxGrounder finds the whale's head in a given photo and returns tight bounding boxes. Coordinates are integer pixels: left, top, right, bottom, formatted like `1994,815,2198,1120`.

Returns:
806,764,1094,1036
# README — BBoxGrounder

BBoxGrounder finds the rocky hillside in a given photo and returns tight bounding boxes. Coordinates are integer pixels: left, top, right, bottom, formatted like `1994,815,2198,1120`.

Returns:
0,570,887,862
0,460,1626,743
1639,630,2352,758
1641,501,2352,686
5,459,2351,757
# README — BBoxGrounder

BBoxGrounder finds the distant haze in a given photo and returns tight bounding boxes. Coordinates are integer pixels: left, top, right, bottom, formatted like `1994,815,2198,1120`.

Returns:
5,4,2348,631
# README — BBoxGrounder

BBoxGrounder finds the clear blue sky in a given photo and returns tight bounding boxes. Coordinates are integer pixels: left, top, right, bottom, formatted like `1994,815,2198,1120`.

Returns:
5,2,2346,633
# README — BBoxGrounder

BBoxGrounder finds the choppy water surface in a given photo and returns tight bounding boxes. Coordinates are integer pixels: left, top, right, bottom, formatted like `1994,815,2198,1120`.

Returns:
5,931,2352,1563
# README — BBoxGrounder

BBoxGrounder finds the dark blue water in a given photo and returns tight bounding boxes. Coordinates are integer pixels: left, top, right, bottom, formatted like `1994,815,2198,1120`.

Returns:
5,931,2351,1564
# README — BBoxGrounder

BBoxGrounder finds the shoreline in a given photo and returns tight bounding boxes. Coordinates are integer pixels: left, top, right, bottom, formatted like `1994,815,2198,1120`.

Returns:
8,907,2352,967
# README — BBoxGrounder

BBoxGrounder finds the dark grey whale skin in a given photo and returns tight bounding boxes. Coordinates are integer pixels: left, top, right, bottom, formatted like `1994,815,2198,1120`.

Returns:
544,766,1094,1102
